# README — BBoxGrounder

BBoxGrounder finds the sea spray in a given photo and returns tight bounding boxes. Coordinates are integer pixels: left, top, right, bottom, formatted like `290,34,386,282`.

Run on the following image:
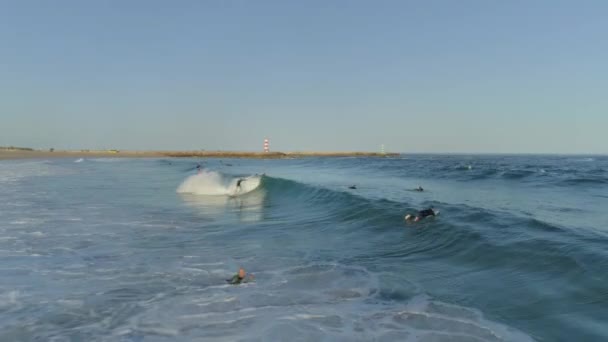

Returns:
177,170,262,195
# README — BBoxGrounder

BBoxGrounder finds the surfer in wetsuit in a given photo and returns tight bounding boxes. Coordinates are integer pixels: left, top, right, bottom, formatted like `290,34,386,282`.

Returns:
196,163,202,173
226,267,254,285
405,208,438,222
236,178,245,193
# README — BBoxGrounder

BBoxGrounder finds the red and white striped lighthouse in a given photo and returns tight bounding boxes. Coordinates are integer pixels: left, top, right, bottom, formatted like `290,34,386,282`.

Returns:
263,138,269,153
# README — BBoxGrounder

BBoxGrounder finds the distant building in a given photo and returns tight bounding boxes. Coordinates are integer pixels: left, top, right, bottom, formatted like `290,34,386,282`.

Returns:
264,138,269,153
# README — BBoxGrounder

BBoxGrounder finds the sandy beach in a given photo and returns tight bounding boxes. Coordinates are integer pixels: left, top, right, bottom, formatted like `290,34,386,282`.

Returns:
0,150,398,160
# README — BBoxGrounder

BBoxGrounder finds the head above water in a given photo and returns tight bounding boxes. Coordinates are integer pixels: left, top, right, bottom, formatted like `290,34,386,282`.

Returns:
238,267,246,278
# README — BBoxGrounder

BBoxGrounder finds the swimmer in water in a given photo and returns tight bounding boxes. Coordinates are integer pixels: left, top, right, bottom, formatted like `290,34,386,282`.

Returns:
226,267,254,285
414,186,424,192
405,208,439,222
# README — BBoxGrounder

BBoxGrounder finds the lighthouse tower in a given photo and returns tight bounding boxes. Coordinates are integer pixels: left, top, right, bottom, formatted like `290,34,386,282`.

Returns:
263,138,269,153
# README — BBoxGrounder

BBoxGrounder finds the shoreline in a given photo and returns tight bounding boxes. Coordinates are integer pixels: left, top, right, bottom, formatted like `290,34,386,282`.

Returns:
0,150,399,160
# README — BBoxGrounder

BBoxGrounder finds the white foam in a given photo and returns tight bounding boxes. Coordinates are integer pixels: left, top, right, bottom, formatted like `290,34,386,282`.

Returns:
176,170,261,196
103,261,535,341
10,218,44,225
0,160,72,184
0,290,20,309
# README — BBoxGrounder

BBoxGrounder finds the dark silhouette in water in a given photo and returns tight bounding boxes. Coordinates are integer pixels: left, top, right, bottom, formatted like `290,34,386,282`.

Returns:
236,178,246,193
349,185,357,189
405,208,438,222
414,186,424,192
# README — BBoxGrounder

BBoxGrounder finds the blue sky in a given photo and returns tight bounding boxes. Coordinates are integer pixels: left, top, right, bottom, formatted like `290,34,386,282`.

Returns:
1,0,606,153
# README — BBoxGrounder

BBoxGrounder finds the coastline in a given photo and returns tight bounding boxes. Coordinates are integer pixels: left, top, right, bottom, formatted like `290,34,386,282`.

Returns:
0,150,398,160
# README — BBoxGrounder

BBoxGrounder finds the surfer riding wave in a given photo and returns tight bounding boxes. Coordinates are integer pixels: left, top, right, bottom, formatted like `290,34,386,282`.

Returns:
177,171,263,196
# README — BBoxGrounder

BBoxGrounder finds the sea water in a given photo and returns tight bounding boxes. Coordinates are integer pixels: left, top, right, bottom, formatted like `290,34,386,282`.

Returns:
0,155,607,341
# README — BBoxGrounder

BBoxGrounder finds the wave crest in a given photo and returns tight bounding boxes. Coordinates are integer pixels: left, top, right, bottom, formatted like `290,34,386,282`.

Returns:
176,170,262,196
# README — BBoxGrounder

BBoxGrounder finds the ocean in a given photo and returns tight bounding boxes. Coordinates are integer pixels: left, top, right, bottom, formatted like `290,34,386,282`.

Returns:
0,155,606,341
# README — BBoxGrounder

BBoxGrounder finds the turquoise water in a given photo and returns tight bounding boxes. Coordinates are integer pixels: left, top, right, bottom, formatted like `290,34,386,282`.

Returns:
1,155,607,341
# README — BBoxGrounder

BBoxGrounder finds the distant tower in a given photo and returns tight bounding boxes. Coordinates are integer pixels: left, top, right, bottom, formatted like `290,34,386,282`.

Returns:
264,138,270,153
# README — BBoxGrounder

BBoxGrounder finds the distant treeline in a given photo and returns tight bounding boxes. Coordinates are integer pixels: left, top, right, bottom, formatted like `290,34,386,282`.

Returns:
0,146,34,151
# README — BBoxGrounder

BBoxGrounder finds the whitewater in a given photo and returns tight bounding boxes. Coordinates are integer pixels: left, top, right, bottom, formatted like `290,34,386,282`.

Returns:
0,155,607,341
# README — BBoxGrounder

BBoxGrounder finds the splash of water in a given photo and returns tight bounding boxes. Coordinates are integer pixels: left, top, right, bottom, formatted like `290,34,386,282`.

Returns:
176,170,261,196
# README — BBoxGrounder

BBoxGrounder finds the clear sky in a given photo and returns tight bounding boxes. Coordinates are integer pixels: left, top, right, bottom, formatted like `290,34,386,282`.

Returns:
1,1,607,153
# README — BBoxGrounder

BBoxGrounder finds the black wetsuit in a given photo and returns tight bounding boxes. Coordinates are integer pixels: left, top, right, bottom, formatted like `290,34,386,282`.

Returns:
418,209,436,218
227,274,244,285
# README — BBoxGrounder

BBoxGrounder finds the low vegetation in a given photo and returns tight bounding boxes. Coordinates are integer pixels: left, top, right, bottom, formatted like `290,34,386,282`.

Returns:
0,146,34,151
